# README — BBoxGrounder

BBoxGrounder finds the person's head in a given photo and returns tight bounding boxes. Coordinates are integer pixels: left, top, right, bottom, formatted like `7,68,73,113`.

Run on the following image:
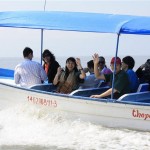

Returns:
42,49,55,63
65,57,78,72
110,57,121,73
145,59,150,71
99,56,106,69
23,47,33,60
87,60,94,73
122,56,135,71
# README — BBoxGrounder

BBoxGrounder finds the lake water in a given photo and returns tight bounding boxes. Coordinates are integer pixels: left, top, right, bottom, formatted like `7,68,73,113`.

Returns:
0,57,150,150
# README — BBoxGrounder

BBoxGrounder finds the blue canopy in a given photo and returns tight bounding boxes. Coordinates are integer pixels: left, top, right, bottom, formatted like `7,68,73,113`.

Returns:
0,11,150,34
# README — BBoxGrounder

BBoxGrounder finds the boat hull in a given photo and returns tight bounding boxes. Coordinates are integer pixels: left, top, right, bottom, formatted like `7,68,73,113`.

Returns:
0,82,150,131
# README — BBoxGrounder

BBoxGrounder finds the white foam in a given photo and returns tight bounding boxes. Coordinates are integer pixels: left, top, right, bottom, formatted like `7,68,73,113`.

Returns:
0,103,150,150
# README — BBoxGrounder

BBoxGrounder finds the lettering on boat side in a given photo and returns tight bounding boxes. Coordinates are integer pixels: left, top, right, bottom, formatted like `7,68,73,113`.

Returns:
27,96,57,107
132,109,150,120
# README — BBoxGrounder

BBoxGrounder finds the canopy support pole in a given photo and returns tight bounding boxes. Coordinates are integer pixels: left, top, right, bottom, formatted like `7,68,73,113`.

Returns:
40,29,44,65
111,33,120,100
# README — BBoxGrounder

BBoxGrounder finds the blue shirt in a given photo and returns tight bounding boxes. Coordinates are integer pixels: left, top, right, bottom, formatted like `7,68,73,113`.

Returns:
126,69,139,92
79,73,101,89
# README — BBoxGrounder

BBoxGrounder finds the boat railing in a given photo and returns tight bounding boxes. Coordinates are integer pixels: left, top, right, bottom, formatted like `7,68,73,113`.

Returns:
69,86,110,97
136,83,149,93
117,83,150,102
117,91,150,103
29,83,57,92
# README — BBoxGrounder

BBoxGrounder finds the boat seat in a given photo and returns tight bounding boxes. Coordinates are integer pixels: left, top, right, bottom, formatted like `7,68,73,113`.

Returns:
137,83,149,92
117,91,150,103
69,86,110,97
29,83,57,92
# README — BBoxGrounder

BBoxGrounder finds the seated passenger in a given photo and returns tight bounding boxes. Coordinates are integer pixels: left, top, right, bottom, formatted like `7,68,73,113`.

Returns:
122,56,139,92
79,60,101,89
98,56,112,86
136,59,150,90
53,57,86,94
99,56,112,74
42,49,60,83
90,54,130,99
14,47,47,88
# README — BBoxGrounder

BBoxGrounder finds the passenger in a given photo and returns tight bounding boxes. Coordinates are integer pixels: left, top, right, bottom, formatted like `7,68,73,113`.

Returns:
98,56,112,86
79,60,101,89
122,56,139,92
90,53,130,99
136,59,150,88
14,47,47,88
42,49,60,83
99,56,112,74
53,57,86,94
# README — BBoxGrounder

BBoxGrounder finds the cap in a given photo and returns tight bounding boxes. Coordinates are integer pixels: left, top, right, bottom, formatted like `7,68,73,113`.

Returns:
110,57,121,64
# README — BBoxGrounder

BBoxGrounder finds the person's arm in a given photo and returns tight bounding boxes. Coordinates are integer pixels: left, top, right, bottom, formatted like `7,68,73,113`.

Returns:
40,66,47,81
136,64,145,78
76,58,86,79
92,53,105,80
53,66,62,85
90,88,117,98
14,66,20,84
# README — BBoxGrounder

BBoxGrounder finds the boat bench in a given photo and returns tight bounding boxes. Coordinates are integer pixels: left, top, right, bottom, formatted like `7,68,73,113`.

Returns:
29,83,57,92
117,92,150,103
69,86,110,97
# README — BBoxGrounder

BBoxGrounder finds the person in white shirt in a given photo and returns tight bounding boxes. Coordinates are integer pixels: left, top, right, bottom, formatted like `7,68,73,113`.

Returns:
14,47,47,88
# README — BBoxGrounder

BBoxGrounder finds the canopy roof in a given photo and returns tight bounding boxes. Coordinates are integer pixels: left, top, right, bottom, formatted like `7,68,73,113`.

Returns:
0,11,150,35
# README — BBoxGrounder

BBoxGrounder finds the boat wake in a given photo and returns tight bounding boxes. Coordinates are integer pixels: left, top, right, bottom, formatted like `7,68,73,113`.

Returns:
0,100,150,150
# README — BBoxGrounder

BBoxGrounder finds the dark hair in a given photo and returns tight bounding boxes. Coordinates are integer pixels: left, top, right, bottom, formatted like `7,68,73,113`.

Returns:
87,60,94,69
64,57,78,80
145,59,150,68
122,56,135,69
99,56,105,63
23,47,33,57
42,49,56,62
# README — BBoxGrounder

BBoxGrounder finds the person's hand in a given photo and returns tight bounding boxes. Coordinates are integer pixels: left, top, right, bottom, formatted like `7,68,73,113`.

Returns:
90,94,101,98
57,66,63,75
76,58,81,66
92,53,99,64
83,67,89,73
140,64,145,69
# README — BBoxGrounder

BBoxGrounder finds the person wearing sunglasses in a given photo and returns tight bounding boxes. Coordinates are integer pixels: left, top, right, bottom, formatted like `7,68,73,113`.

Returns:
99,56,112,74
42,49,60,83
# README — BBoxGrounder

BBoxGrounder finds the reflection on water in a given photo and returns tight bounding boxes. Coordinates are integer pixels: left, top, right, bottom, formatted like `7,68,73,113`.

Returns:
0,103,150,150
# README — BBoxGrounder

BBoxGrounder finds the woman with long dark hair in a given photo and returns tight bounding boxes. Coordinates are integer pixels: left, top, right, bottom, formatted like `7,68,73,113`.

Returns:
42,49,60,83
53,57,86,94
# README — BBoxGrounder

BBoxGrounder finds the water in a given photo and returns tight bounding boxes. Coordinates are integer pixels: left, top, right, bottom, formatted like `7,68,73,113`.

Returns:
0,104,150,150
0,57,150,150
1,55,150,70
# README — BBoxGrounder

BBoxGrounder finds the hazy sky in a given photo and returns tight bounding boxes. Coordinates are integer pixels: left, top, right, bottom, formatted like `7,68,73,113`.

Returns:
0,0,150,58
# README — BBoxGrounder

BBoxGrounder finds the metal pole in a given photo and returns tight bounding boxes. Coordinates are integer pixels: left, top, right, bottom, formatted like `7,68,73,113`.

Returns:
40,29,44,65
111,33,120,100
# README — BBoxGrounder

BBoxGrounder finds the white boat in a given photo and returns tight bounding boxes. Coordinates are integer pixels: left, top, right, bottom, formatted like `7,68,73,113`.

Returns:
0,11,150,131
